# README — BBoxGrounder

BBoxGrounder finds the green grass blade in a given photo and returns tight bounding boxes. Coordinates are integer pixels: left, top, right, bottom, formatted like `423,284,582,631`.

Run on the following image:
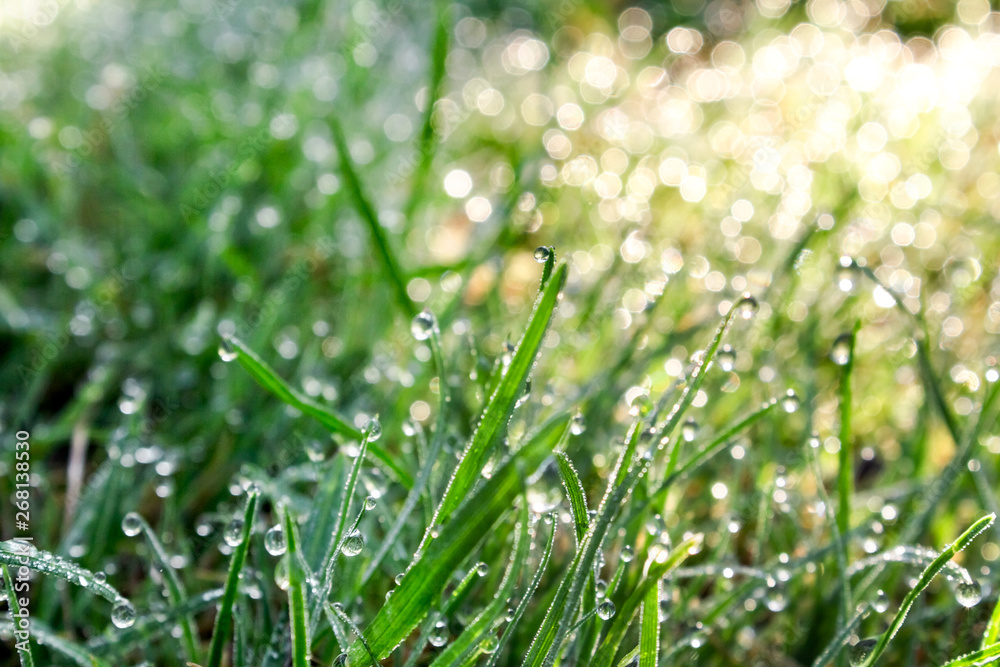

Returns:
3,563,35,667
12,618,109,667
431,262,567,529
132,515,198,662
940,642,1000,667
555,451,588,542
0,540,125,605
283,508,311,667
985,596,1000,649
590,535,701,667
638,579,660,667
429,505,529,666
345,414,569,663
329,115,416,319
809,603,869,667
223,334,412,486
859,513,995,667
836,322,859,538
206,489,260,667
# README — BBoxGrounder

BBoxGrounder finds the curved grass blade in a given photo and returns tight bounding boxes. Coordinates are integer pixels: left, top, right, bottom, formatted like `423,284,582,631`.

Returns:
329,115,416,319
130,514,198,662
0,540,126,605
8,617,109,667
429,505,529,666
555,451,588,542
940,642,1000,667
809,603,869,667
484,514,558,667
283,509,311,667
206,489,260,667
223,334,411,486
859,513,995,667
86,588,223,653
590,534,701,667
345,414,570,663
3,563,35,667
430,262,567,531
638,579,660,667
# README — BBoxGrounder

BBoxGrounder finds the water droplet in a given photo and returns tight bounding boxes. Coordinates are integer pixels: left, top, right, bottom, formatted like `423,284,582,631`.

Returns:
830,333,852,366
808,432,821,449
429,620,448,647
121,513,142,537
629,394,653,417
506,607,515,621
736,292,759,320
836,256,861,293
218,338,237,362
475,562,488,577
366,417,382,442
620,545,634,563
411,309,436,341
872,589,889,613
94,571,107,585
275,557,289,590
781,389,800,414
333,653,348,666
395,572,405,585
111,599,136,629
597,600,616,620
264,524,286,556
681,418,699,442
342,530,364,557
849,638,877,666
430,524,443,538
570,412,586,435
224,519,245,547
956,580,982,608
717,344,736,372
481,635,499,653
533,246,552,263
364,495,377,511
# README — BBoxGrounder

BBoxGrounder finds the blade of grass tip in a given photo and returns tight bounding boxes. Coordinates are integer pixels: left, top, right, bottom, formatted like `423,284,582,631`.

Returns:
223,335,412,487
402,1,450,231
590,535,702,667
132,515,198,663
426,262,567,535
484,511,558,667
0,540,126,605
638,579,661,667
661,293,758,477
555,451,589,543
538,246,556,289
940,641,1000,667
616,648,640,667
859,513,996,667
206,489,260,667
283,508,311,667
430,505,530,667
329,115,416,319
328,603,378,665
346,414,570,663
3,563,35,667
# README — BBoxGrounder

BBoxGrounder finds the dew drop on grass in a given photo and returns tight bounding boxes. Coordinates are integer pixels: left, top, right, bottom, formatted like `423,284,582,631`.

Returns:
94,571,107,584
781,389,800,413
111,599,136,629
629,393,653,417
831,334,852,366
430,524,443,538
570,411,586,435
475,562,488,577
736,292,759,319
533,246,552,263
275,557,289,590
717,344,736,372
411,309,436,341
430,620,448,647
122,512,142,537
849,638,877,666
620,545,634,562
836,256,860,293
956,580,982,607
481,635,499,653
506,607,515,621
681,418,699,442
597,600,616,620
366,417,382,442
395,572,405,585
873,589,889,613
264,524,286,556
218,338,237,362
224,519,245,547
333,653,348,666
342,530,364,557
595,579,608,599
